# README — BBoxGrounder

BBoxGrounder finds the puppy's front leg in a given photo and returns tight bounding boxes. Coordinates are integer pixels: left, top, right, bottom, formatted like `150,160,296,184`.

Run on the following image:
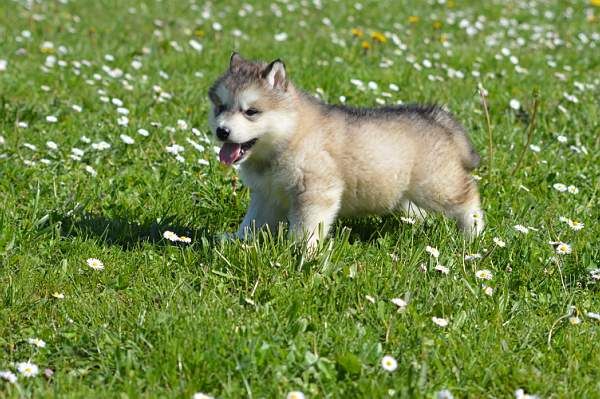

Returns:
237,191,284,239
288,188,342,249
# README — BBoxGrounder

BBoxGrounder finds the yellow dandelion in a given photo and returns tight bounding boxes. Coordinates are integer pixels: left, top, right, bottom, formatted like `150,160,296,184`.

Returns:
361,40,371,50
351,28,364,37
447,0,455,8
408,15,420,24
371,31,387,43
591,0,600,7
432,21,443,30
194,29,205,38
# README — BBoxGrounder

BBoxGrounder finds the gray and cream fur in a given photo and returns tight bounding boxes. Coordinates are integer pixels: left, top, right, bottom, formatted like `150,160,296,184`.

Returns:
208,53,484,248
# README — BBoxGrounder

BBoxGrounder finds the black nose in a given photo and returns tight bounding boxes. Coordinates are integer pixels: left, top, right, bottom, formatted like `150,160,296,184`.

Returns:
216,127,230,141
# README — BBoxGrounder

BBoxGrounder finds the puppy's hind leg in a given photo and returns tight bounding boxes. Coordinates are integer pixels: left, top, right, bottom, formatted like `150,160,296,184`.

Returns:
412,170,484,239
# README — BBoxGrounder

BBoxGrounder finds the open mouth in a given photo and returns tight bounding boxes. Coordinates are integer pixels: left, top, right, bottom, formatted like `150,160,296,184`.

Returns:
219,139,258,165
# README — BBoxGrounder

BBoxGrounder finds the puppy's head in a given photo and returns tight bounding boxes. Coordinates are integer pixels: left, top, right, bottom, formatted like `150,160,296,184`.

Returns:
208,53,297,166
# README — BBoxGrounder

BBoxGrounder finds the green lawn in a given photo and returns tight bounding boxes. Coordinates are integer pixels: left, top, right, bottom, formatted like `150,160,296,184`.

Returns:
1,0,599,397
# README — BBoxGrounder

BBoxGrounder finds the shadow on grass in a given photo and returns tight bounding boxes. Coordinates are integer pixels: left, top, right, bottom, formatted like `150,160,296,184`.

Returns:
59,212,213,250
336,215,413,244
56,209,416,251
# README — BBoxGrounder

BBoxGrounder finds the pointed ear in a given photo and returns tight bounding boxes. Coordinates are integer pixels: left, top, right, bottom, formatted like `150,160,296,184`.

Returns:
229,52,244,70
261,59,287,90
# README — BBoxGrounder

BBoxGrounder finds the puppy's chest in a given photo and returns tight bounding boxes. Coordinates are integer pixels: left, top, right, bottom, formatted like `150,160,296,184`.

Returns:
240,165,291,209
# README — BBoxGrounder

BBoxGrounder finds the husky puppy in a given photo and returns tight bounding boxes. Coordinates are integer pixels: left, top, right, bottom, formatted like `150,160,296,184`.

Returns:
208,53,484,248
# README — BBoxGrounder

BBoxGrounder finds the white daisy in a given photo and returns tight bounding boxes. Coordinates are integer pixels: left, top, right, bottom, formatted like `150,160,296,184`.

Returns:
0,59,7,72
23,143,37,151
435,264,449,274
365,295,376,303
192,393,214,399
163,231,179,242
27,338,46,348
52,292,65,299
131,59,142,69
553,183,567,192
117,116,129,126
425,245,440,258
515,388,540,399
391,298,407,309
493,237,506,247
166,144,184,155
72,148,85,157
137,128,150,137
437,389,454,399
46,141,58,150
567,219,584,231
286,391,305,399
567,185,578,194
17,362,39,377
86,258,104,270
46,115,58,123
475,269,493,280
91,141,111,150
189,40,203,52
274,32,288,42
509,99,520,110
85,165,97,176
555,242,572,255
569,316,581,325
587,312,600,321
514,225,529,234
432,317,449,327
178,236,192,244
120,134,135,144
483,285,494,296
470,209,483,223
177,119,189,130
0,370,17,383
381,355,398,372
465,253,482,261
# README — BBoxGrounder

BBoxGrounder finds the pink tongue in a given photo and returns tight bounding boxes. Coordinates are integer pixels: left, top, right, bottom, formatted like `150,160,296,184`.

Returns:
219,143,242,165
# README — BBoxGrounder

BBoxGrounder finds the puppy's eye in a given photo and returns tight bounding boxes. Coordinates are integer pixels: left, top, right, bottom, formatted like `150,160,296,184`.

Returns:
215,104,226,115
244,108,260,117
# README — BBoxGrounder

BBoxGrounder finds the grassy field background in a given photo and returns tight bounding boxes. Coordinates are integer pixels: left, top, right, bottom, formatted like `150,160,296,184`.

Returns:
1,0,599,397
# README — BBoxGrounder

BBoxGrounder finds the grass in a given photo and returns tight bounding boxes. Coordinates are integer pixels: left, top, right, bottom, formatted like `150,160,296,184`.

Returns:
1,0,599,397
